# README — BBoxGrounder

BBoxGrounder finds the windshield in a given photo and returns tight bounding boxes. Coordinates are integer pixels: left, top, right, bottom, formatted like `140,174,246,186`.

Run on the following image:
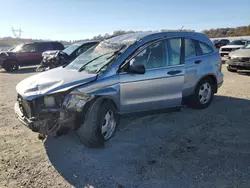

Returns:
11,44,23,52
62,44,80,55
66,41,126,73
228,40,246,45
243,42,250,49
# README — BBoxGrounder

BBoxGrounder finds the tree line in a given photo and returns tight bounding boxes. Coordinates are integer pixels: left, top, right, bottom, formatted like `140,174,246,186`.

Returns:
202,25,250,38
0,25,250,47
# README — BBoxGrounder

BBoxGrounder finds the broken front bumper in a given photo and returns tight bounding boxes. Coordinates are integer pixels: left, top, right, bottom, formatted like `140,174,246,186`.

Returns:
14,102,75,136
14,102,35,130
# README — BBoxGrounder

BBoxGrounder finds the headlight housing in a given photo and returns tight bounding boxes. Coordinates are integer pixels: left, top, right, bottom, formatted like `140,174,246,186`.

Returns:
44,96,56,108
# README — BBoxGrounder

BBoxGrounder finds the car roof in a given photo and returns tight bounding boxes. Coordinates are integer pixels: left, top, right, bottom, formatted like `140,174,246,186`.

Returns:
22,41,63,45
74,40,100,46
104,31,211,46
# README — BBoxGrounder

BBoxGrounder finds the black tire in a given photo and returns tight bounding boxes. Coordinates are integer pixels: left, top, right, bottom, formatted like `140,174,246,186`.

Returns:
186,78,215,109
227,66,237,72
3,60,19,72
77,99,119,148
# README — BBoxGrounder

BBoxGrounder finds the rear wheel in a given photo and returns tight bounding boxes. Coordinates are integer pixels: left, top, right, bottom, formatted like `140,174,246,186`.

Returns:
186,78,214,109
77,99,119,148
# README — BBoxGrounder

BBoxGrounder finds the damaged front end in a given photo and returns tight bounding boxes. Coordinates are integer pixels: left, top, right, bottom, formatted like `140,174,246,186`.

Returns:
15,90,93,137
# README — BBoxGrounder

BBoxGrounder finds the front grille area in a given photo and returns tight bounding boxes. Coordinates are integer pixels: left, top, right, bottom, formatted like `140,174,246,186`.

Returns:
18,95,33,118
232,57,250,62
240,58,250,62
221,48,232,52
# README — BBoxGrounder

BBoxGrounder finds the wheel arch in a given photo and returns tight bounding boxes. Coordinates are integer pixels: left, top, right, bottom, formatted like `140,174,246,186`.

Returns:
3,58,19,68
75,95,118,130
195,74,218,93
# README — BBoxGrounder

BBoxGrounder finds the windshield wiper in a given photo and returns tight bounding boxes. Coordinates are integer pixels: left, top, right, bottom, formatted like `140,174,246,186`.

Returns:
78,52,114,72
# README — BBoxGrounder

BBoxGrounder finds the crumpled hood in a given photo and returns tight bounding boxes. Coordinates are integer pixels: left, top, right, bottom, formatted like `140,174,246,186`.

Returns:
16,67,97,100
221,45,243,49
229,49,250,58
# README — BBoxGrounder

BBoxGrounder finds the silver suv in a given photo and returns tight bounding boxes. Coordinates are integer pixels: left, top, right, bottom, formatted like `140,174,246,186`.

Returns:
15,32,224,148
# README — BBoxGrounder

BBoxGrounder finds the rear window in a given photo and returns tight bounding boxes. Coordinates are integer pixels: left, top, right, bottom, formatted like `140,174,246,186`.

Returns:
199,42,213,54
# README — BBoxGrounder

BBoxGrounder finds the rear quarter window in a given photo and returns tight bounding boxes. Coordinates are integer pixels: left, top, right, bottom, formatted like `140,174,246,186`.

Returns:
199,42,213,54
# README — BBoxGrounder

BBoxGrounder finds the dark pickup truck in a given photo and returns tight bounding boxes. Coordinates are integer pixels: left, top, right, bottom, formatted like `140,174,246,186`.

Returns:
0,41,64,71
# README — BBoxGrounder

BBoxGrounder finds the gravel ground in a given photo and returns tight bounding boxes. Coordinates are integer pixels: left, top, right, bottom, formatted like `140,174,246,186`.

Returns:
0,65,250,188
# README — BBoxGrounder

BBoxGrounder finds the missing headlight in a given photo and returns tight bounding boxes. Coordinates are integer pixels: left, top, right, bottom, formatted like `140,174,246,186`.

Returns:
62,90,93,112
44,96,56,108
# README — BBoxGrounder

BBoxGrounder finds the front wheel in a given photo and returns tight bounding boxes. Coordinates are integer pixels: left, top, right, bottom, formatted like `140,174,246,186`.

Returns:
77,99,119,148
186,78,214,109
3,60,19,72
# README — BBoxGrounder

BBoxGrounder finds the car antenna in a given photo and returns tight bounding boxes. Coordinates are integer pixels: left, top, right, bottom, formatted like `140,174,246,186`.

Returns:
180,26,184,31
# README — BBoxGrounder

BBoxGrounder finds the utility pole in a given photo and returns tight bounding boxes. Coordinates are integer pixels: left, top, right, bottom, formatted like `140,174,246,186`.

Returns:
11,27,22,38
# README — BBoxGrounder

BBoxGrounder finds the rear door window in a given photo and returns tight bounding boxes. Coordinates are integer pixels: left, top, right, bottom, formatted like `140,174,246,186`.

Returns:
53,42,65,50
184,39,197,59
44,43,54,50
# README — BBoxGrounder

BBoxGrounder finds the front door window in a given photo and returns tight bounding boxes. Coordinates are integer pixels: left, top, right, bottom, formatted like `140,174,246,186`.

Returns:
130,41,166,69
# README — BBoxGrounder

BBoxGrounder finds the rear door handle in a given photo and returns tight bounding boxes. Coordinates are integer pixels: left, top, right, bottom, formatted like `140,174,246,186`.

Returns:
167,70,182,75
195,60,202,64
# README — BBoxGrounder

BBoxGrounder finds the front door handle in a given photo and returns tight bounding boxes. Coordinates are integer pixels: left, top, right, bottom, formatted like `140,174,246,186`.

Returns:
195,60,202,64
167,70,182,75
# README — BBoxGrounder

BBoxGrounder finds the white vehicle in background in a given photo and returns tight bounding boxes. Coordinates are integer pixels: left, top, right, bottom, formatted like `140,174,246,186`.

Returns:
219,40,249,57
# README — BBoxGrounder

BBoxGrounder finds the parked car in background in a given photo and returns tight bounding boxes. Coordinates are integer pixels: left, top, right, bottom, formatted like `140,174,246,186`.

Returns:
14,32,223,148
0,41,64,71
37,41,99,72
219,39,249,56
227,41,250,72
212,39,230,49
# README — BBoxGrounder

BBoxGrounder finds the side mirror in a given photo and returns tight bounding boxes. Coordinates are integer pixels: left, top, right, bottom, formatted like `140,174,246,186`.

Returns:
127,63,145,74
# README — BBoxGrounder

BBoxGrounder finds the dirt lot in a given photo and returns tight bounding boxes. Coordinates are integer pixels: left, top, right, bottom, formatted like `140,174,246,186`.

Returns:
0,66,250,188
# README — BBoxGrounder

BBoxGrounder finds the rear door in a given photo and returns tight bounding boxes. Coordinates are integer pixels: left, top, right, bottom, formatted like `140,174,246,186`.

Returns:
119,38,185,114
183,38,215,97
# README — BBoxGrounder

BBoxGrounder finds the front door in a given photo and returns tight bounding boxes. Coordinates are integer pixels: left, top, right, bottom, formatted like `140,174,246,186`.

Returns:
119,38,185,114
17,44,41,66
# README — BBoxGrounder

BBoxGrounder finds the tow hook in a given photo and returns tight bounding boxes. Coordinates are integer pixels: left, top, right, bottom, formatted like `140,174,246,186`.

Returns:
38,133,46,140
